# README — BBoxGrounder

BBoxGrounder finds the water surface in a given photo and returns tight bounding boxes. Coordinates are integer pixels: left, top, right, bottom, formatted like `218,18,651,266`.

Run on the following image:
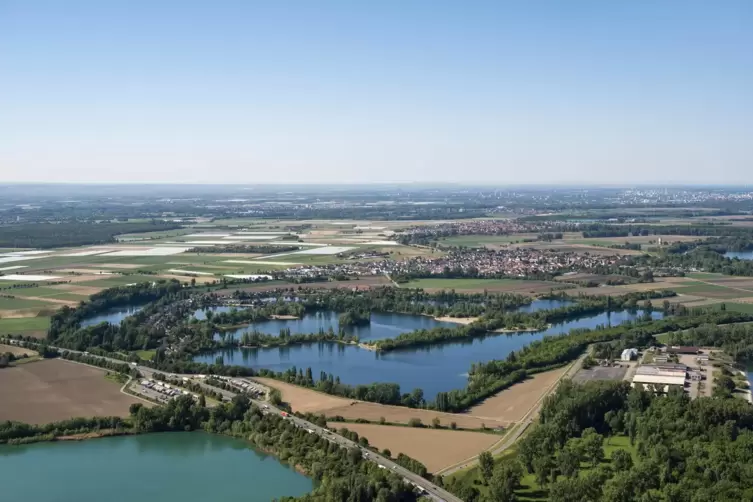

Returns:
196,299,574,342
80,306,143,327
725,251,753,260
197,309,662,400
0,432,312,502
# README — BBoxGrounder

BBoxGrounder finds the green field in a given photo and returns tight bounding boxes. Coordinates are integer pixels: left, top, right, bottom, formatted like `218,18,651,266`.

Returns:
77,275,167,288
706,302,753,314
404,278,563,293
0,296,53,309
0,286,88,302
0,316,51,337
671,283,753,299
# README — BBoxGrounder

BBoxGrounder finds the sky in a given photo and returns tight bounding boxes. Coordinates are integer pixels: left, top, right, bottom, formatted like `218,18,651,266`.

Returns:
1,1,752,185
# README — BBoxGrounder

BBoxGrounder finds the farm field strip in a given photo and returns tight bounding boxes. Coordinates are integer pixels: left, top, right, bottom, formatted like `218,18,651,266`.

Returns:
0,359,144,424
327,422,501,473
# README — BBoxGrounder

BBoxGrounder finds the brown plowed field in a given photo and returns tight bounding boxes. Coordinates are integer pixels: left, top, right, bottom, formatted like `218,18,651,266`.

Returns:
254,378,509,429
327,422,500,473
466,367,567,422
0,343,37,357
0,359,144,424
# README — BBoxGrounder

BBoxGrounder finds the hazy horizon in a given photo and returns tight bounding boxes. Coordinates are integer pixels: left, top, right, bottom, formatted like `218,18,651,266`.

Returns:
2,1,751,184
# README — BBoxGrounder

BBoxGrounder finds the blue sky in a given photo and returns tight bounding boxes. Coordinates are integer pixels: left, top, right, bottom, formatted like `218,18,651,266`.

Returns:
1,1,751,184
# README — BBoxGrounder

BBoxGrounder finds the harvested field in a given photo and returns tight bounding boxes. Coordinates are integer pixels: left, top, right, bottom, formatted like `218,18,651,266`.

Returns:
405,278,567,295
0,343,37,357
466,367,568,422
50,284,104,295
0,359,145,423
327,423,500,473
253,378,350,412
254,378,508,428
225,276,392,293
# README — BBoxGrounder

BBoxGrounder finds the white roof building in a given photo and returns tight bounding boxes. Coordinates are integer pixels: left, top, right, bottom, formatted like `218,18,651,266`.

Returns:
621,348,638,361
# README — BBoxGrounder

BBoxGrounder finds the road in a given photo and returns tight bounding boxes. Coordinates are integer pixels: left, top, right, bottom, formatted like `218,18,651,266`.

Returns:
4,339,461,502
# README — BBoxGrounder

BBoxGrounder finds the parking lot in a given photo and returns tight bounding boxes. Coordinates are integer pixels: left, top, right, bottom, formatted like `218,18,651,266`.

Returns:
572,364,628,383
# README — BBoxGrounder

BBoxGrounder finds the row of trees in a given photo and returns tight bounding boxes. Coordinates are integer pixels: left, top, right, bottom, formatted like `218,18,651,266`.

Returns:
0,221,180,248
373,291,675,352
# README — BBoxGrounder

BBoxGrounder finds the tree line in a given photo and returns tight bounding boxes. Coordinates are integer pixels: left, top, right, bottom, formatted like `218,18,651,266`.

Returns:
0,221,180,248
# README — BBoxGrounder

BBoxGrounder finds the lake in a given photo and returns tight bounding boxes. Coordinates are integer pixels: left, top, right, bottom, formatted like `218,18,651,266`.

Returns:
80,305,143,327
196,309,662,400
195,299,573,342
725,251,753,260
0,432,313,502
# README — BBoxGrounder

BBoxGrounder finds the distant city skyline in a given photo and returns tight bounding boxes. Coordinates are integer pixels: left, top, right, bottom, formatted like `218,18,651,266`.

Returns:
1,1,751,184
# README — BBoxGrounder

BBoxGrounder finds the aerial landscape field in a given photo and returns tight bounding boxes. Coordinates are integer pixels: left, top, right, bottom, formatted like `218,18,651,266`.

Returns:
3,1,753,501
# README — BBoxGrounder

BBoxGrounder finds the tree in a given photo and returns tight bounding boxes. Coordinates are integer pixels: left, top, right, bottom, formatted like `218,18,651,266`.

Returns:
450,421,457,430
198,394,206,408
532,456,553,487
432,417,441,428
408,418,423,428
557,447,580,478
129,403,143,415
269,388,283,406
379,416,386,425
488,461,522,502
581,428,604,466
478,451,494,484
611,449,633,472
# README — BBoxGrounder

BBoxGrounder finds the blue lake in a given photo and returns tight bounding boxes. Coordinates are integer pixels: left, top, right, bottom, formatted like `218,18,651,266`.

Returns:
80,306,143,327
194,299,573,342
196,309,663,400
0,432,312,502
725,251,753,260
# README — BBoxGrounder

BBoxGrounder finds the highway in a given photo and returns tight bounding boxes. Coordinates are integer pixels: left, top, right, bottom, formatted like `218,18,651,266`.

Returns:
4,339,462,502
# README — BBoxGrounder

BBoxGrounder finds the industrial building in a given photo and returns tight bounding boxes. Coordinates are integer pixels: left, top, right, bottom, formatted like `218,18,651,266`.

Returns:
631,363,687,393
667,346,700,355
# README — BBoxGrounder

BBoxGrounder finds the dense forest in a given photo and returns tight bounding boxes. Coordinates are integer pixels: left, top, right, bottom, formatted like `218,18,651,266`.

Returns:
664,321,753,362
0,221,180,248
451,379,753,502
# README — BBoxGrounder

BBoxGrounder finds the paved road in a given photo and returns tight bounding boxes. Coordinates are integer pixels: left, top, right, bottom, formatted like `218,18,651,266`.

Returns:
4,340,460,502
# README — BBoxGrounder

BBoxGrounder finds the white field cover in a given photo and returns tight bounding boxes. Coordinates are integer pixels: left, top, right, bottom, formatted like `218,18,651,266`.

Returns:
223,260,300,266
0,274,61,281
363,240,399,245
234,232,293,235
292,246,355,255
167,269,214,276
59,250,113,257
224,274,274,280
0,250,52,256
184,241,240,245
104,247,191,256
0,265,28,271
184,233,232,238
0,256,46,264
222,235,278,240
